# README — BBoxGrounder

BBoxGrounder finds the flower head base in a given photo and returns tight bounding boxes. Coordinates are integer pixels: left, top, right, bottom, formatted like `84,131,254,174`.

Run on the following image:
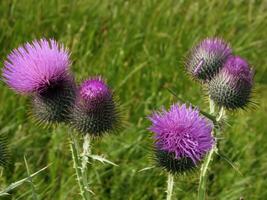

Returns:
70,77,120,137
149,104,214,174
32,77,76,124
209,56,253,109
2,39,71,94
186,37,232,81
155,150,196,174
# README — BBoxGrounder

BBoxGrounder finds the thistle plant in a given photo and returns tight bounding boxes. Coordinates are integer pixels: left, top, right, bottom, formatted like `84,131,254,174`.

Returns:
68,77,121,199
187,37,254,199
148,37,254,199
148,104,214,199
2,39,121,199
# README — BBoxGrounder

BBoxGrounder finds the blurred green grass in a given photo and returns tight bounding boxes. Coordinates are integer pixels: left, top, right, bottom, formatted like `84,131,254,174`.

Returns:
0,0,267,199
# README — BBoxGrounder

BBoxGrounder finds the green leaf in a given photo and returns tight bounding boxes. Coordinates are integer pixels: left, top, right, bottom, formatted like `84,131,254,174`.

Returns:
89,154,118,167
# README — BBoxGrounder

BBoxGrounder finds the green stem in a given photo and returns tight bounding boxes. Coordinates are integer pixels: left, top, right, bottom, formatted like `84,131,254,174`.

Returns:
197,145,216,200
69,131,90,200
166,173,174,200
197,99,224,200
81,134,91,194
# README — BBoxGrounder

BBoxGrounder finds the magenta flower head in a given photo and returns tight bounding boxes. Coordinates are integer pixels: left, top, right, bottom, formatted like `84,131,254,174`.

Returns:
209,56,254,109
148,104,214,174
2,39,76,124
186,37,232,81
70,77,120,137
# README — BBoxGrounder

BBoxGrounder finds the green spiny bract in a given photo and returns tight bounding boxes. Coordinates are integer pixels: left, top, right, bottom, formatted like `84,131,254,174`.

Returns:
71,98,120,137
155,150,197,174
32,78,76,125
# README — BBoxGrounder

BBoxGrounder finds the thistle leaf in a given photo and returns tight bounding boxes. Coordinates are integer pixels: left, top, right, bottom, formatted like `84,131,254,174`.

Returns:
89,154,118,166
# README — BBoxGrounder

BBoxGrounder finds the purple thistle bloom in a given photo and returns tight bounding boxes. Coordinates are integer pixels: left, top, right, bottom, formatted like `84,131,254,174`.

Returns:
70,77,120,137
2,39,71,94
149,104,214,173
186,37,232,81
209,56,254,109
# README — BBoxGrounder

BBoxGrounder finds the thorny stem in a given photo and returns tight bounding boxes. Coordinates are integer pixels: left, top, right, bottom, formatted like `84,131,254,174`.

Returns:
166,173,174,200
81,134,91,194
197,99,225,200
69,131,90,200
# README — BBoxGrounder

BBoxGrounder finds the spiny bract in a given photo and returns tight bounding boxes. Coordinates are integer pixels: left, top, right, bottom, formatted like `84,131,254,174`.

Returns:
32,78,76,124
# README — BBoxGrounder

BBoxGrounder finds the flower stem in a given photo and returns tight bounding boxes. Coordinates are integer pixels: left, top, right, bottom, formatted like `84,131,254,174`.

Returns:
166,173,174,200
81,134,91,194
197,145,216,200
197,99,224,200
69,131,90,200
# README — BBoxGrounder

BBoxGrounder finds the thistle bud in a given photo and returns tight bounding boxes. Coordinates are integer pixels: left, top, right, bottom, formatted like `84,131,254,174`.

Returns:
186,38,232,81
208,56,253,110
70,77,120,137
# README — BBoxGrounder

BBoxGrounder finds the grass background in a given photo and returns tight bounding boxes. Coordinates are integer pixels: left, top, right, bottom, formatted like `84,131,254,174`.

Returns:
0,0,267,199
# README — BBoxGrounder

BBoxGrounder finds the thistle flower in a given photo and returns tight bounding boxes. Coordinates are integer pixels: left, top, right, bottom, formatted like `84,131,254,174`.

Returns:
186,37,232,81
208,56,253,109
148,104,214,174
2,39,76,124
70,77,120,137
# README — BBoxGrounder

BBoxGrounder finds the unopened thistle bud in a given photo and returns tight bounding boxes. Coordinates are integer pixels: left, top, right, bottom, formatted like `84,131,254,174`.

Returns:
186,38,232,81
70,77,120,137
2,39,76,124
148,104,214,174
208,56,253,110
